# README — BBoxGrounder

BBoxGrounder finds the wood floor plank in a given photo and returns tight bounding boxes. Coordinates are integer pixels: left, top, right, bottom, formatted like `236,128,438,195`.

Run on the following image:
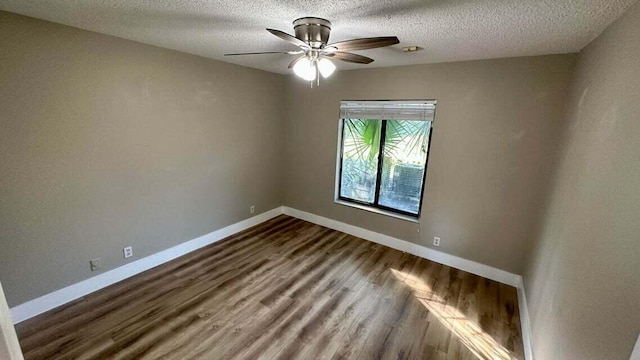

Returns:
16,215,524,360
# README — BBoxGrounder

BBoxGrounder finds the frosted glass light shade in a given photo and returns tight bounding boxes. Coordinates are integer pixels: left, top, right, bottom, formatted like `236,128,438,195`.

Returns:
318,58,336,78
293,57,317,81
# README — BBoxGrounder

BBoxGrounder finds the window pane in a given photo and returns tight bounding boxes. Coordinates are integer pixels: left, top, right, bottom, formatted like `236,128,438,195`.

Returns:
378,120,431,214
339,119,381,204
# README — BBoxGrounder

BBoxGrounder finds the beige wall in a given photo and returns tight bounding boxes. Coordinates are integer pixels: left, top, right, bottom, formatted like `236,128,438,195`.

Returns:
2,6,638,358
283,55,575,274
523,1,640,359
0,11,286,306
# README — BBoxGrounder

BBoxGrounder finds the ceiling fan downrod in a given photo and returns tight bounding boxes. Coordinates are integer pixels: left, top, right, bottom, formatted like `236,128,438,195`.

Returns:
293,17,332,49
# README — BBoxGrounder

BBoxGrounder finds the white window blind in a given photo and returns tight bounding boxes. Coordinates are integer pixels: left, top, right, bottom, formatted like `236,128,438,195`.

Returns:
339,100,436,121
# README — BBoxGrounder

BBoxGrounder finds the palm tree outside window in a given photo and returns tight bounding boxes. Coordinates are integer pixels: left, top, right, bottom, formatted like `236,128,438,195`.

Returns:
336,100,436,219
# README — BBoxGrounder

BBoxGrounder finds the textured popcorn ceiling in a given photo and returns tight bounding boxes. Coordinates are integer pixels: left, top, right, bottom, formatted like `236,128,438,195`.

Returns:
0,0,636,74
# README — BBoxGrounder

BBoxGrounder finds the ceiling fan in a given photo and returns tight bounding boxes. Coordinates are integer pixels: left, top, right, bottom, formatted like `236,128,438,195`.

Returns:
225,17,399,84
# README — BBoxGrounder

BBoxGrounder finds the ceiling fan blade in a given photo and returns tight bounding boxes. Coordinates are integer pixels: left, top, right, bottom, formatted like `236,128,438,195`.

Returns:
224,50,302,56
266,28,310,49
329,52,374,64
327,36,399,51
288,56,305,69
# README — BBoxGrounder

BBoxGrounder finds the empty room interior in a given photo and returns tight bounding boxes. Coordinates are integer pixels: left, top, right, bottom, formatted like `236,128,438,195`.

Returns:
0,0,639,359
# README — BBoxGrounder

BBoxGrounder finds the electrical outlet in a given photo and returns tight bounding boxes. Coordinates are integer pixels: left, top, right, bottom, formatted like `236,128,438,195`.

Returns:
90,258,101,271
250,205,255,214
433,237,441,247
123,246,133,259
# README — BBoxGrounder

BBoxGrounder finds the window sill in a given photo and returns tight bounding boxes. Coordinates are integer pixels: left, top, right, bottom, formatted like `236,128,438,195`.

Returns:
334,199,420,223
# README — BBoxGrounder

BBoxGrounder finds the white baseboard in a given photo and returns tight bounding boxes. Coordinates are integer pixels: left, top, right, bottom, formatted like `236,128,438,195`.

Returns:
517,278,534,360
282,207,520,287
9,207,283,324
282,206,534,359
8,204,535,360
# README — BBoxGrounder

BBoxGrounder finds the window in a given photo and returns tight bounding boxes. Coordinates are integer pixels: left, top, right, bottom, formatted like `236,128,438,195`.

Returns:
336,100,436,219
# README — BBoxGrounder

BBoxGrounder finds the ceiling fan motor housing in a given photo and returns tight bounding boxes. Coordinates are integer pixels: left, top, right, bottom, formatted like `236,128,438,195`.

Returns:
293,17,332,48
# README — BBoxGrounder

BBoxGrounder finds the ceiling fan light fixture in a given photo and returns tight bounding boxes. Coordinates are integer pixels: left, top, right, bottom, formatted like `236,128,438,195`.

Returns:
225,17,399,86
317,58,336,78
293,57,317,81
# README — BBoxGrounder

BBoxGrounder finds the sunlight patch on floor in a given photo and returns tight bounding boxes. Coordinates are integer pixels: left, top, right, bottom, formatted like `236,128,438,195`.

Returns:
390,268,517,360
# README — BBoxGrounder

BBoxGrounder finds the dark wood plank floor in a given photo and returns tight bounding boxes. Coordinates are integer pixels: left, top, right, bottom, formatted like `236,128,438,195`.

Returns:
15,215,524,359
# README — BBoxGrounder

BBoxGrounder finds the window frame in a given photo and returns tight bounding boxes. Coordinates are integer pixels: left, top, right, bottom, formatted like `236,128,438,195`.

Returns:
334,101,436,221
